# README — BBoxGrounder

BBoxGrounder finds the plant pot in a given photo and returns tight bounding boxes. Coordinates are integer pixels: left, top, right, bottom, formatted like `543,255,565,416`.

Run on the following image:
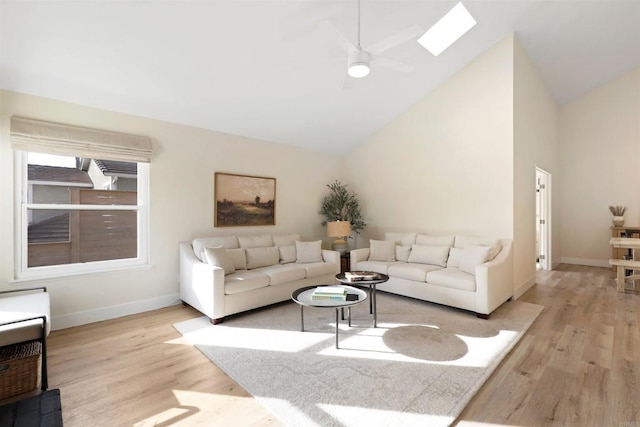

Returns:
613,216,625,227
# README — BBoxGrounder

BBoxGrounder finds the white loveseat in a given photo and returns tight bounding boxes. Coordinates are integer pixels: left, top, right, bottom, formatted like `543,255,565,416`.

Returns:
180,233,340,323
350,232,513,318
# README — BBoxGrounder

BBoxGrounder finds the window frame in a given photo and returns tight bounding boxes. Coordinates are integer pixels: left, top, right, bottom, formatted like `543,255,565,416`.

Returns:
13,151,151,281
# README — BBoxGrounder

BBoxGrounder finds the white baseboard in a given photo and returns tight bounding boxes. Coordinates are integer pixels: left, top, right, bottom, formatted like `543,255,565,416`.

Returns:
559,257,610,268
51,293,181,330
514,275,536,299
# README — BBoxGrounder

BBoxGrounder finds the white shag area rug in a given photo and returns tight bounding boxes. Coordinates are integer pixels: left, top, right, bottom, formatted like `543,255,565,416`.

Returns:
174,292,543,427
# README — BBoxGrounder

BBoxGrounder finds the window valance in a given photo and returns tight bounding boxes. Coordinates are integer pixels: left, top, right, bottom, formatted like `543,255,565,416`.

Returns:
10,116,153,163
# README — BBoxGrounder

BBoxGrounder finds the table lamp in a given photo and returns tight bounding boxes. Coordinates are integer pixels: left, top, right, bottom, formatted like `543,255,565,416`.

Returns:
327,220,351,255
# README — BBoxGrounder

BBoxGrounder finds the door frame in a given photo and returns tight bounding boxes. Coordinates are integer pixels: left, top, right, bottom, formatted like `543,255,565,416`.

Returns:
536,167,552,270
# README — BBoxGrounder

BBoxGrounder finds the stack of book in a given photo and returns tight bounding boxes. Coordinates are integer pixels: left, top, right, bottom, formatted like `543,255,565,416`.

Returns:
345,271,381,282
312,286,347,301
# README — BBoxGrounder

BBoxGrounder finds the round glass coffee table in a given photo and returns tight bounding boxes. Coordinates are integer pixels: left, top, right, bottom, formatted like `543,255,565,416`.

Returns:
291,285,367,349
336,272,389,328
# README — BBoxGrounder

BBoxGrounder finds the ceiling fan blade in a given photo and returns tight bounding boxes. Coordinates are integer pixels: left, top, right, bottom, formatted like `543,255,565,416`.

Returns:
372,57,414,74
318,20,358,53
342,74,355,90
367,25,423,56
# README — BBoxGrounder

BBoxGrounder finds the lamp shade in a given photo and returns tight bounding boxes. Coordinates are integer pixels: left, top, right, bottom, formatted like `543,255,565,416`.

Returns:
327,221,351,238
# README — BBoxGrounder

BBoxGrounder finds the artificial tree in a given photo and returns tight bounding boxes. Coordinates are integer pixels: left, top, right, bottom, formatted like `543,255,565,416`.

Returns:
320,180,366,234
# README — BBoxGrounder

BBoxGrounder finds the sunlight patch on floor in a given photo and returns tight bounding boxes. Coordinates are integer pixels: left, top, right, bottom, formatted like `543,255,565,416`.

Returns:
173,316,520,368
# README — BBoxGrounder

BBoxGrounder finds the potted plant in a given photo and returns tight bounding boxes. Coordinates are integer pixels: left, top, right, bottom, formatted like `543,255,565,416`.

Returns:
320,181,366,253
609,205,626,227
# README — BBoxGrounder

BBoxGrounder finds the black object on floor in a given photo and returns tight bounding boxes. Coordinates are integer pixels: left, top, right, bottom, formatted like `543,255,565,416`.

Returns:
0,389,63,427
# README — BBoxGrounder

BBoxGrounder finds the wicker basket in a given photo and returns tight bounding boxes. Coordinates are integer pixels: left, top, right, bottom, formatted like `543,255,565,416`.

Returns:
0,341,41,400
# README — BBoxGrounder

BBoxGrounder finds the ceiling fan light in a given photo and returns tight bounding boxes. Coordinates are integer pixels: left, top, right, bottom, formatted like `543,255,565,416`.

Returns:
347,50,371,78
348,63,370,78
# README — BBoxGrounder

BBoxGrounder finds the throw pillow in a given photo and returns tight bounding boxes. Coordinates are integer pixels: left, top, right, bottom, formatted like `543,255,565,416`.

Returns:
295,240,322,263
407,245,450,267
227,248,247,270
369,239,396,262
447,247,463,268
459,246,491,275
455,236,502,260
193,236,239,261
203,247,236,275
279,245,296,264
245,247,279,269
395,245,412,262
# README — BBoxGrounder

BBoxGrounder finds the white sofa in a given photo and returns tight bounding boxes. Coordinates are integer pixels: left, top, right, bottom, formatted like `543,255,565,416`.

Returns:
350,232,513,318
180,233,340,323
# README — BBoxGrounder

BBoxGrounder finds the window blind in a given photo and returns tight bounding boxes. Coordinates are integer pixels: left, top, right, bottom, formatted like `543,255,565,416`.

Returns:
10,116,153,163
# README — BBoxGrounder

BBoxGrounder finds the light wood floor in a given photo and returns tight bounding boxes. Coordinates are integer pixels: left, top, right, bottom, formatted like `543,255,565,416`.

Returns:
22,265,640,426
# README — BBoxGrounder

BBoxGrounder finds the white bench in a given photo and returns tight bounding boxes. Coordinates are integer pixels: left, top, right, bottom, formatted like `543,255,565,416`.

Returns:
0,287,50,390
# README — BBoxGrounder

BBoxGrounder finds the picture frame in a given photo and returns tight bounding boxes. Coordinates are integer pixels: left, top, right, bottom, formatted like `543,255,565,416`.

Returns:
215,172,276,227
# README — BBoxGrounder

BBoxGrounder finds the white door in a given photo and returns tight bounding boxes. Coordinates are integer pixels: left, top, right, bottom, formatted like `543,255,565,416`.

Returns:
536,168,551,270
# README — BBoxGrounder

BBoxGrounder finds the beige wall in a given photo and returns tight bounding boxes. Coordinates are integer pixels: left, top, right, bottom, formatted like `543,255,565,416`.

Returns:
513,37,560,295
559,68,640,266
346,35,515,246
0,90,342,329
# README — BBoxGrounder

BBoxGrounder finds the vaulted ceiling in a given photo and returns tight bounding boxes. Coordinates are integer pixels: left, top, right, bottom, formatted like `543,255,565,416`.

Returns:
1,1,639,154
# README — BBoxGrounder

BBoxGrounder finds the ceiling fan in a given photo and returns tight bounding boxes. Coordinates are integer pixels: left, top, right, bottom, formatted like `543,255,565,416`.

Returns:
320,0,423,79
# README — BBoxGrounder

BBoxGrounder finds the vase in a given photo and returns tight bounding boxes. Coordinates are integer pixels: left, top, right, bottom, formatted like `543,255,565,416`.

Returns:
613,216,624,227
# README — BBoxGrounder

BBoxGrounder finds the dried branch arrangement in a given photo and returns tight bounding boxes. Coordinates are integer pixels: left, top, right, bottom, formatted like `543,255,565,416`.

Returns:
609,205,626,216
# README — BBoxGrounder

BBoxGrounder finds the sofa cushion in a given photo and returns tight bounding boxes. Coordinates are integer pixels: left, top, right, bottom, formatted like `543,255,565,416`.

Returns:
227,248,247,270
224,271,270,294
273,233,301,246
395,245,412,262
369,239,396,262
253,264,306,285
455,236,501,260
447,247,463,268
388,263,441,282
352,260,396,275
408,245,450,267
426,268,476,292
279,245,296,264
203,247,235,275
193,236,239,260
238,234,274,248
245,247,280,269
301,262,336,278
459,246,491,275
416,234,455,248
295,240,322,263
384,232,417,246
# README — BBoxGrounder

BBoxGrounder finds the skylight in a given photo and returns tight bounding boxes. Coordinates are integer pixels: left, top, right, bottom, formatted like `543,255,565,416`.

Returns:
417,2,476,56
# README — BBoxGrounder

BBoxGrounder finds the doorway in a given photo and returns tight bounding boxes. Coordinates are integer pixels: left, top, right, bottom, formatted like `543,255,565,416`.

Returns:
536,168,551,270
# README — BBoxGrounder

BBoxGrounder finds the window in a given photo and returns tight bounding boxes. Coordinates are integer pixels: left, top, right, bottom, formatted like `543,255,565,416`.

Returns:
11,117,152,280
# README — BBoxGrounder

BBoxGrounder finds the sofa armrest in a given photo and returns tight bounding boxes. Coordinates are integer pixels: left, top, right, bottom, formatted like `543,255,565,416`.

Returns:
322,250,341,274
475,239,514,314
350,248,370,271
180,243,226,321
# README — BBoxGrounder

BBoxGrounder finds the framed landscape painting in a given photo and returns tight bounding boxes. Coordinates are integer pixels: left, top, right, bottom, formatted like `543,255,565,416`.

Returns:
215,172,276,227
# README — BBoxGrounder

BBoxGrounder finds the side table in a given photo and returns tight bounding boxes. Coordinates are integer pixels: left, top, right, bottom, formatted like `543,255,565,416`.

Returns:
340,253,350,274
335,272,389,328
